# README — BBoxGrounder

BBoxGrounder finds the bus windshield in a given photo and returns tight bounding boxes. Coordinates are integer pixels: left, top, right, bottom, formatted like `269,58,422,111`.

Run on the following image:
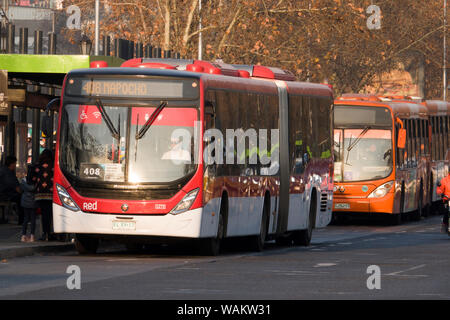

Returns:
59,104,198,184
334,128,393,182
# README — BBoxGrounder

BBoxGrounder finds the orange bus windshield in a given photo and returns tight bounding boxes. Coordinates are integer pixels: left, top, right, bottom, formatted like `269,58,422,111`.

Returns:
334,128,393,182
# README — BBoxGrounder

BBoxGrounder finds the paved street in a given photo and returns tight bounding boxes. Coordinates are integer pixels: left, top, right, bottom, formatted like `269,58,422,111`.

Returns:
1,215,449,300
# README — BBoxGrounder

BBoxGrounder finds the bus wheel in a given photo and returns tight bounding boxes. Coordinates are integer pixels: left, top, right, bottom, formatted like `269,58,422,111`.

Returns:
390,213,402,225
293,195,316,246
250,203,269,252
200,212,224,256
75,234,99,255
391,188,404,225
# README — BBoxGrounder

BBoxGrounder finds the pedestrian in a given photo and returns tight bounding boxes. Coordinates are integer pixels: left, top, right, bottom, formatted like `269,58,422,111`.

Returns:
20,165,37,242
32,149,54,241
0,156,22,219
437,173,450,233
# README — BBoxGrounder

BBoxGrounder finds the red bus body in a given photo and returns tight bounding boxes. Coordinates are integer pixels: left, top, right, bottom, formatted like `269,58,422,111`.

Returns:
52,59,334,252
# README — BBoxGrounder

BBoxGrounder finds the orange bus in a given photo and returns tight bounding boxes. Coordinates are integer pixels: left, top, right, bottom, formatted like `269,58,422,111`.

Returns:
422,100,450,212
333,95,431,224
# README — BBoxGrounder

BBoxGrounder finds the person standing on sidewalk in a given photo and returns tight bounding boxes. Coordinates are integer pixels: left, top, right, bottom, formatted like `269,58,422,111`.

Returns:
0,156,23,223
32,149,54,241
20,165,37,242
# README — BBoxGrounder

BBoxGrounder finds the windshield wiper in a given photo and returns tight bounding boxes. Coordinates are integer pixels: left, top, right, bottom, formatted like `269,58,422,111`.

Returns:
347,126,371,152
135,101,168,140
95,99,120,141
134,101,168,161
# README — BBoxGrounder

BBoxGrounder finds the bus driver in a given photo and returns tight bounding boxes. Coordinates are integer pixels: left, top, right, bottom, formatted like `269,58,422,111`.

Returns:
161,137,191,162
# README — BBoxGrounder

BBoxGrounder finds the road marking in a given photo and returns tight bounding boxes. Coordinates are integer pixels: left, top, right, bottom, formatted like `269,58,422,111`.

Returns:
314,263,337,267
267,269,330,275
386,264,427,276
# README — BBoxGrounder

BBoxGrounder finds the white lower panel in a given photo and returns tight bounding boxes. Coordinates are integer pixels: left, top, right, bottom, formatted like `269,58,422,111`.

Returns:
53,204,206,238
226,196,265,237
201,198,221,238
287,193,307,231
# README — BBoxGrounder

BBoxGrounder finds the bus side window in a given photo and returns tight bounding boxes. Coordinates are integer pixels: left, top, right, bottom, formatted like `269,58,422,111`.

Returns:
439,116,443,160
413,119,418,163
418,119,423,156
431,117,436,161
395,123,402,168
448,116,450,155
406,119,411,167
445,116,449,158
422,119,426,155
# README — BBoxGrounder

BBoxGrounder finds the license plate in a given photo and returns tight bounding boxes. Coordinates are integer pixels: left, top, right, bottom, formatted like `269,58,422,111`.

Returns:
335,203,350,209
112,220,136,231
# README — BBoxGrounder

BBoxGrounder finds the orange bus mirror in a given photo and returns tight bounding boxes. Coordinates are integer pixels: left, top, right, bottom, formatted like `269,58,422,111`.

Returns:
398,128,406,149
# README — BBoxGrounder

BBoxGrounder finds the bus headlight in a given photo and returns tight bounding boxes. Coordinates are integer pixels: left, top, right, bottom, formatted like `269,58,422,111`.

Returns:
368,181,394,199
170,188,199,215
56,184,80,212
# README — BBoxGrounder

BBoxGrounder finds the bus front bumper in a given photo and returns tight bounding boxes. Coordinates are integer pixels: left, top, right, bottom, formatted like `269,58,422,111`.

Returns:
52,204,215,238
333,192,395,214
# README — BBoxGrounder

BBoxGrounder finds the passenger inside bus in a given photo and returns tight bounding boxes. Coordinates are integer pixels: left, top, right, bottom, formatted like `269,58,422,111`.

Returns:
161,137,191,162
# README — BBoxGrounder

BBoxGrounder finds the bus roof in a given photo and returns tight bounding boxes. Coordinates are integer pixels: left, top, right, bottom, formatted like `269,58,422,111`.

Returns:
423,100,450,116
335,95,428,119
67,64,333,99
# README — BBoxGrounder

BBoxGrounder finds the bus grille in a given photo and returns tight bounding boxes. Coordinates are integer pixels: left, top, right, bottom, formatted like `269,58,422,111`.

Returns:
320,192,328,212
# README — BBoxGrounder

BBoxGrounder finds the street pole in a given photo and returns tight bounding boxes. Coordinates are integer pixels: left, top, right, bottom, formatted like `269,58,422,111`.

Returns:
95,0,100,56
444,0,447,100
198,0,202,60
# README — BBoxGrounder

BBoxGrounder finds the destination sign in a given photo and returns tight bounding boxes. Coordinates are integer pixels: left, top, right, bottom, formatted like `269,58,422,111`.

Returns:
65,77,199,99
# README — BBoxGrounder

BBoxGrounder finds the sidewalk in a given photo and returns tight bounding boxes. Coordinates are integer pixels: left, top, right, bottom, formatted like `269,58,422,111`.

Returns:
0,222,74,260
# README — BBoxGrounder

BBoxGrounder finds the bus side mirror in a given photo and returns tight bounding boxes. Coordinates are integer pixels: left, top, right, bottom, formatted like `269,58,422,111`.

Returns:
42,98,60,138
398,128,406,149
42,114,52,138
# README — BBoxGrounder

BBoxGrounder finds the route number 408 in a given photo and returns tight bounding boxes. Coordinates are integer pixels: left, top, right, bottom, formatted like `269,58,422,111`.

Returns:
84,167,101,176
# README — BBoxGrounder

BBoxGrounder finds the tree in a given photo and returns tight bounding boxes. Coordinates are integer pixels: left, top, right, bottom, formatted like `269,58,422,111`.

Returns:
62,0,449,99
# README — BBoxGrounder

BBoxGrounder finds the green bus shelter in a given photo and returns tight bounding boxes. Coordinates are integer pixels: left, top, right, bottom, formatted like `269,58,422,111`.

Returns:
0,54,124,177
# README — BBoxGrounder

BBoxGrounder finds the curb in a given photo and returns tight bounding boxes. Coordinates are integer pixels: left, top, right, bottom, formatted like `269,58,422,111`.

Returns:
0,243,75,260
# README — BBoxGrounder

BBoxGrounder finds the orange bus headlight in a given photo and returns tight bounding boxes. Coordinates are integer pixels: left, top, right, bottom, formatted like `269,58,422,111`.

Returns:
170,188,199,215
368,181,394,199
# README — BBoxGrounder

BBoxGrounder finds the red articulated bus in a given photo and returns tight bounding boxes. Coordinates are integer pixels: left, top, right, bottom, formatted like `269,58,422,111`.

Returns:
52,58,334,255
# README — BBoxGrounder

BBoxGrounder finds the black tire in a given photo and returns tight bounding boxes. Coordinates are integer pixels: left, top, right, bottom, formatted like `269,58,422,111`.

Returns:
125,242,145,252
392,187,404,225
75,234,99,255
293,194,316,246
390,213,402,225
250,203,269,252
200,209,224,256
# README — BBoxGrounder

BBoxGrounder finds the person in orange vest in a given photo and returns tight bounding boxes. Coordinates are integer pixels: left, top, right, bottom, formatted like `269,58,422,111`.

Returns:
437,175,450,233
